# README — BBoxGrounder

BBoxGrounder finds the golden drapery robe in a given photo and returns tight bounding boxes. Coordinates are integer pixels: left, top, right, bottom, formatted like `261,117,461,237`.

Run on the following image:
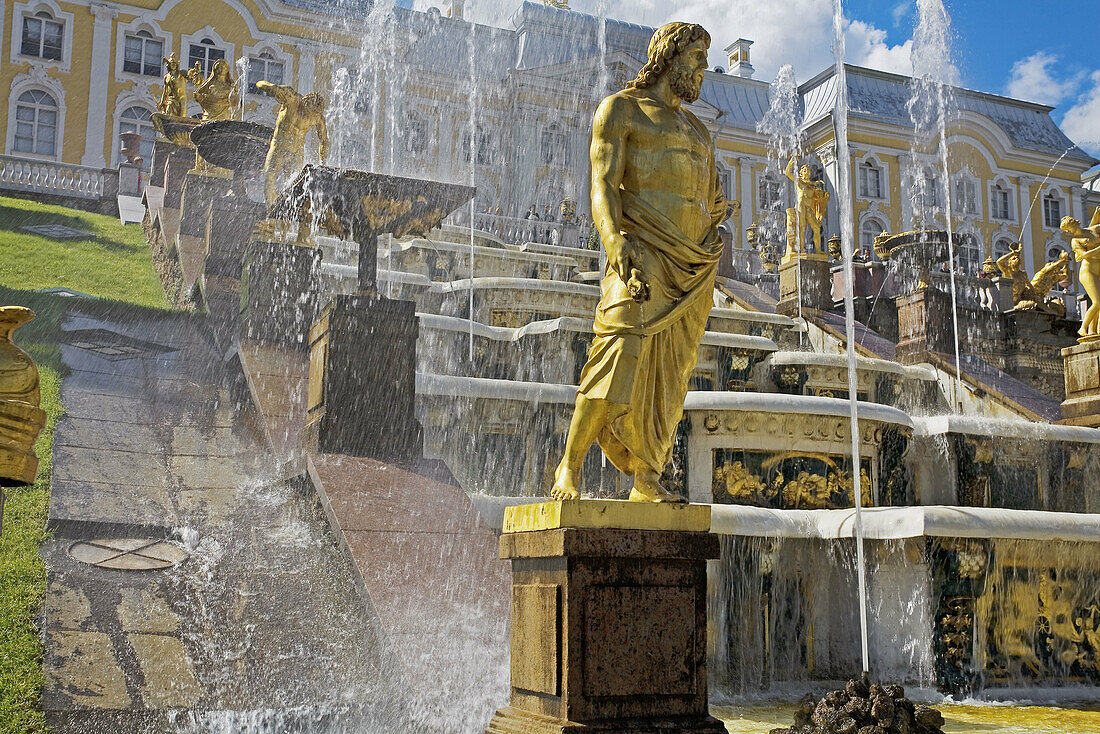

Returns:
577,187,724,476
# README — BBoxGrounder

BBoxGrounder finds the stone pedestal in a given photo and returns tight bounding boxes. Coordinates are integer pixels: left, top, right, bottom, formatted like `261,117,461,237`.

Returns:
304,294,421,460
239,240,321,349
486,500,724,734
777,254,832,317
149,138,188,188
1061,340,1100,426
179,170,233,238
162,149,196,209
895,287,956,365
203,198,266,279
117,162,141,196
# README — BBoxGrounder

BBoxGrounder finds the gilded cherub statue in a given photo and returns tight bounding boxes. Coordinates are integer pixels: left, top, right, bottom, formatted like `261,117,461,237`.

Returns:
158,53,189,117
1062,209,1100,341
188,58,239,122
995,241,1070,316
255,80,329,205
784,156,829,257
549,22,724,503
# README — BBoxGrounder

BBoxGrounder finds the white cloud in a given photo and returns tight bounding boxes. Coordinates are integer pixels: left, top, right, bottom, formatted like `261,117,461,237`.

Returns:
891,1,910,28
1005,51,1082,106
1061,70,1100,157
433,0,912,83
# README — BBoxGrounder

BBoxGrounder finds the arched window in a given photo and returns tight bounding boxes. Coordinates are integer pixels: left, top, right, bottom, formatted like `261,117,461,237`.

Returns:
955,233,981,275
1042,192,1063,228
990,183,1012,220
993,238,1014,260
123,30,162,76
402,111,428,155
21,10,64,60
247,50,285,93
119,106,155,163
14,89,58,156
188,38,226,77
1048,243,1069,262
858,159,882,199
860,218,886,253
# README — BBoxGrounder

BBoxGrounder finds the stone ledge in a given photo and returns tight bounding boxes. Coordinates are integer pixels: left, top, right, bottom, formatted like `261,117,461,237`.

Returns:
503,499,710,534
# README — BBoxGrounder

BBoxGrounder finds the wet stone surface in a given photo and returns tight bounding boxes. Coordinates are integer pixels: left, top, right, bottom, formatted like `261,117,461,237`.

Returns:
41,305,437,733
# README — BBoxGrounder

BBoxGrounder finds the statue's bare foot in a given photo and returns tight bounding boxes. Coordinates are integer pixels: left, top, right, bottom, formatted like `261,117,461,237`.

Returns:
629,474,686,503
550,463,580,501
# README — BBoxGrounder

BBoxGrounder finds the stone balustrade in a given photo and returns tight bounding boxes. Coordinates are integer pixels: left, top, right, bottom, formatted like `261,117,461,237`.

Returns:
0,154,116,200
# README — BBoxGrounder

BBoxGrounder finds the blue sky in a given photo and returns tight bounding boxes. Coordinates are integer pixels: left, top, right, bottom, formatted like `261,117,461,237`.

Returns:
409,0,1100,154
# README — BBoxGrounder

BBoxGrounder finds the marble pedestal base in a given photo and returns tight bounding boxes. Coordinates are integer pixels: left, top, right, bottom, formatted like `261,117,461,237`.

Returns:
486,501,723,734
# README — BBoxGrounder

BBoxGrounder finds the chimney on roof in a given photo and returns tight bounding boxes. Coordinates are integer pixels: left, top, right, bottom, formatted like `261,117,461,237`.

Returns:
724,39,754,79
447,0,463,18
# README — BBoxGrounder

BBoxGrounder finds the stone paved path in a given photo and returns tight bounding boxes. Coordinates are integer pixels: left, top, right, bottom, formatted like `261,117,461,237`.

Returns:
41,303,428,733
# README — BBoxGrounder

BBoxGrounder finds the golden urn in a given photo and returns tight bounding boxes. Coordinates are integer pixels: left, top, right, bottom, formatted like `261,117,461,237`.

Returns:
0,306,47,488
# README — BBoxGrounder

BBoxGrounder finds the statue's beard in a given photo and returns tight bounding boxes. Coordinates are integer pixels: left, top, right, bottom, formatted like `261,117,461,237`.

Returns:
669,63,703,103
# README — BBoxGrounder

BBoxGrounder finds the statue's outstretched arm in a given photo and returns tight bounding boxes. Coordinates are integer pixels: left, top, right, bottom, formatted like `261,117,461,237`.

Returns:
784,156,796,183
255,81,295,105
590,95,630,282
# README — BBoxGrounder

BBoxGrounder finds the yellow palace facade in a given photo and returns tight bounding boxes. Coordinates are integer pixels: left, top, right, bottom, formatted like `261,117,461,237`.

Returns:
0,0,1095,280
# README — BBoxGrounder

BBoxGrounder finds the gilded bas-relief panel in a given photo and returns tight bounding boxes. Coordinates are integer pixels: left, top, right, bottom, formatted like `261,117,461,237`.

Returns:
712,449,872,509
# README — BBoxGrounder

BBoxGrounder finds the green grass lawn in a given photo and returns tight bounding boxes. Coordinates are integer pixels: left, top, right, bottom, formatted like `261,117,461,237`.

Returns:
0,195,170,732
0,195,166,309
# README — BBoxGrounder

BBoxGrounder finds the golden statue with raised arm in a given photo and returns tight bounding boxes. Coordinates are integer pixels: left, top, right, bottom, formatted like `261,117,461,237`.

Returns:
1062,209,1100,341
784,156,829,256
549,22,725,503
255,80,329,204
188,58,239,122
158,53,189,117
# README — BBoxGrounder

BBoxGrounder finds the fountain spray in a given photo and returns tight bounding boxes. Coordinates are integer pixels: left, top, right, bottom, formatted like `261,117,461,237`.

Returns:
831,0,870,676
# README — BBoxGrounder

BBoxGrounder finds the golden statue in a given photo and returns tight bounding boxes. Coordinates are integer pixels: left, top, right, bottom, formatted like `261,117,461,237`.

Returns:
784,156,829,257
188,58,239,122
255,80,330,205
0,307,47,500
549,22,725,503
158,53,189,117
995,241,1071,316
1062,210,1100,341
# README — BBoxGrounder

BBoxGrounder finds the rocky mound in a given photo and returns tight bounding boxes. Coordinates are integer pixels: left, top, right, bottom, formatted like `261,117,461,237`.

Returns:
769,677,945,734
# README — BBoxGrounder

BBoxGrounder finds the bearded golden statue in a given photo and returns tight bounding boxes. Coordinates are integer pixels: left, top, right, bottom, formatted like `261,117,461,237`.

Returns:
550,22,725,503
784,156,829,256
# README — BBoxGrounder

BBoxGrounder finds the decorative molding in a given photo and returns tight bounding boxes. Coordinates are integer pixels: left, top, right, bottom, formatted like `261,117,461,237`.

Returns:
10,0,75,73
7,68,66,160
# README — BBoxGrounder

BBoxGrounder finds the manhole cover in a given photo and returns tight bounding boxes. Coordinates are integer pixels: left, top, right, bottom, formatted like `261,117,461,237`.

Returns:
61,328,176,361
68,538,188,570
21,224,93,239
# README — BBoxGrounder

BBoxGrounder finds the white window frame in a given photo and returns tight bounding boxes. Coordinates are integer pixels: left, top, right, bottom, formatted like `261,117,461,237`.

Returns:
539,123,567,168
859,216,887,256
241,39,293,95
402,108,430,156
1041,186,1068,231
953,229,982,276
987,176,1016,222
11,0,73,72
180,27,233,81
951,166,981,217
992,237,1014,261
757,171,784,213
7,80,63,160
111,91,158,167
114,17,171,83
855,152,889,204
